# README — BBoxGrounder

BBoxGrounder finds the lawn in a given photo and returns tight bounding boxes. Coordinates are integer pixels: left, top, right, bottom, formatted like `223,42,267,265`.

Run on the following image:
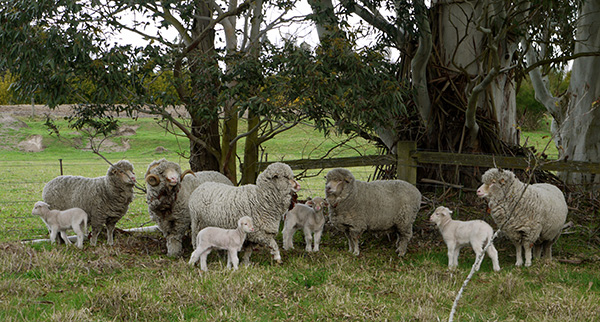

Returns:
0,113,598,321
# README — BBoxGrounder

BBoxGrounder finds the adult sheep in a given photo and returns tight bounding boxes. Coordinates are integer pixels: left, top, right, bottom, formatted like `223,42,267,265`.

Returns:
145,158,233,257
325,168,421,256
189,162,300,264
477,168,568,267
42,160,136,246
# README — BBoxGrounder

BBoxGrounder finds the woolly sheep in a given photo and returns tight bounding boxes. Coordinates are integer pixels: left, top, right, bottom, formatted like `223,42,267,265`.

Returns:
477,168,568,267
430,206,500,272
189,162,300,264
325,168,421,256
144,159,233,257
189,216,255,271
42,160,136,246
282,197,327,252
31,201,88,249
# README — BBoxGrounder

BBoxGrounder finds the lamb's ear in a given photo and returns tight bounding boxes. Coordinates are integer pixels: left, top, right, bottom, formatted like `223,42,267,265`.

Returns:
306,200,314,206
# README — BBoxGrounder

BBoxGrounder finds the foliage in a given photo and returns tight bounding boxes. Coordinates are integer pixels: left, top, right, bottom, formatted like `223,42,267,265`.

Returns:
517,70,569,130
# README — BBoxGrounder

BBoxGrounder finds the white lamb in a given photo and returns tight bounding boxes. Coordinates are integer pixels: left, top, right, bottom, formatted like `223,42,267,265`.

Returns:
282,197,327,252
31,201,88,249
430,206,500,272
189,216,255,271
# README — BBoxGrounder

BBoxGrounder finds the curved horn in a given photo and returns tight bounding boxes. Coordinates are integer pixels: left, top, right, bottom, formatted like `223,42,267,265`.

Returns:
180,169,195,181
145,174,161,186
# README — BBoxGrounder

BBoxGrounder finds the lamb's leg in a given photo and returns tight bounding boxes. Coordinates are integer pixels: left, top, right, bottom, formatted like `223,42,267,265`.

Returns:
60,231,72,245
188,248,201,266
313,229,323,252
229,249,240,270
200,249,211,271
514,243,523,266
471,243,483,271
73,223,85,249
282,222,294,250
487,244,501,272
303,227,313,252
49,228,58,244
446,244,456,269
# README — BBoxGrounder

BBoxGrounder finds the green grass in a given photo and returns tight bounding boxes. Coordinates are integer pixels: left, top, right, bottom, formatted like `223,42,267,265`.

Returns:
0,114,599,321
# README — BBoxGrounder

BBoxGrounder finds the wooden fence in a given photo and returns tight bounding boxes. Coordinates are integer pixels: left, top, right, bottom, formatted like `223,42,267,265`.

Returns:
258,141,600,185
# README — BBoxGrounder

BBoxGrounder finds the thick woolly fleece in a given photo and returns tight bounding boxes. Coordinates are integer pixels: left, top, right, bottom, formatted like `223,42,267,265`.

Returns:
478,168,568,266
42,160,136,246
189,162,300,264
325,168,422,257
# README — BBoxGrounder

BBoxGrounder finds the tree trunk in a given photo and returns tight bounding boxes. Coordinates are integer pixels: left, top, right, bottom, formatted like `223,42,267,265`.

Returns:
241,112,260,185
187,2,221,172
555,0,600,186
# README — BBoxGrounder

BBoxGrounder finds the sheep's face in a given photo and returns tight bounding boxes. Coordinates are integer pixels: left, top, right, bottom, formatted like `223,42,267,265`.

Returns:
258,163,300,195
306,197,327,212
145,159,183,188
429,206,452,225
477,168,513,199
325,168,354,200
32,201,50,216
238,216,255,233
111,161,136,185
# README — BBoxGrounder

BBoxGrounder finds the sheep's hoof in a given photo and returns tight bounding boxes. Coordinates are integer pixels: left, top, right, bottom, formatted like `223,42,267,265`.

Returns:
275,259,283,265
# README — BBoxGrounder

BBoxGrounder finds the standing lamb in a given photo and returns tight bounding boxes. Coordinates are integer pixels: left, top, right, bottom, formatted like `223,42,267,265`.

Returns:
477,168,568,267
42,160,136,246
189,216,255,271
144,159,233,257
282,197,327,252
31,201,88,249
189,162,300,264
325,168,421,256
430,206,501,272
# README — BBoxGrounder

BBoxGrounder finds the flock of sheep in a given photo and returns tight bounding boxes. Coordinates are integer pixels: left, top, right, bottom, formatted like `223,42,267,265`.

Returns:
31,158,569,272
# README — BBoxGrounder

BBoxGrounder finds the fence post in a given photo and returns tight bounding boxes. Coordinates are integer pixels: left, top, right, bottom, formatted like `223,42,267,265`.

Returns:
397,141,417,185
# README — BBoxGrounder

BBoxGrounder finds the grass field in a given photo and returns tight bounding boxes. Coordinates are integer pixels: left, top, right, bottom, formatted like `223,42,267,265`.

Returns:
1,114,599,321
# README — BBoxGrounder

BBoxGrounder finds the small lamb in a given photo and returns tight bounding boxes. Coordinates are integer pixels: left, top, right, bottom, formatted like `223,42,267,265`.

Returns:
189,216,255,271
430,206,500,272
31,201,88,249
282,197,327,252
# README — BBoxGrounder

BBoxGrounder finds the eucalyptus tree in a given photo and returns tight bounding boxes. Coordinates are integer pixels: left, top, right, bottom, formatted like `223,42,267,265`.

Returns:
0,0,302,182
525,0,600,185
307,0,600,185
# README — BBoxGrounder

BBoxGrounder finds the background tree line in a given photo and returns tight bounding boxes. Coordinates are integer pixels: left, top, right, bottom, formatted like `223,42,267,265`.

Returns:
1,0,599,187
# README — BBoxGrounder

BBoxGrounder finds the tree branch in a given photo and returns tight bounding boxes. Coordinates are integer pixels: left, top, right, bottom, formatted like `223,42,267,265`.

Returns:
412,0,433,125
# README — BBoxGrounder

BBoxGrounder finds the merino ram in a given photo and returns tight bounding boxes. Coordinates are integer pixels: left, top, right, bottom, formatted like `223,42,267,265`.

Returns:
477,168,568,267
325,168,422,256
42,160,136,246
189,162,300,264
145,158,233,257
